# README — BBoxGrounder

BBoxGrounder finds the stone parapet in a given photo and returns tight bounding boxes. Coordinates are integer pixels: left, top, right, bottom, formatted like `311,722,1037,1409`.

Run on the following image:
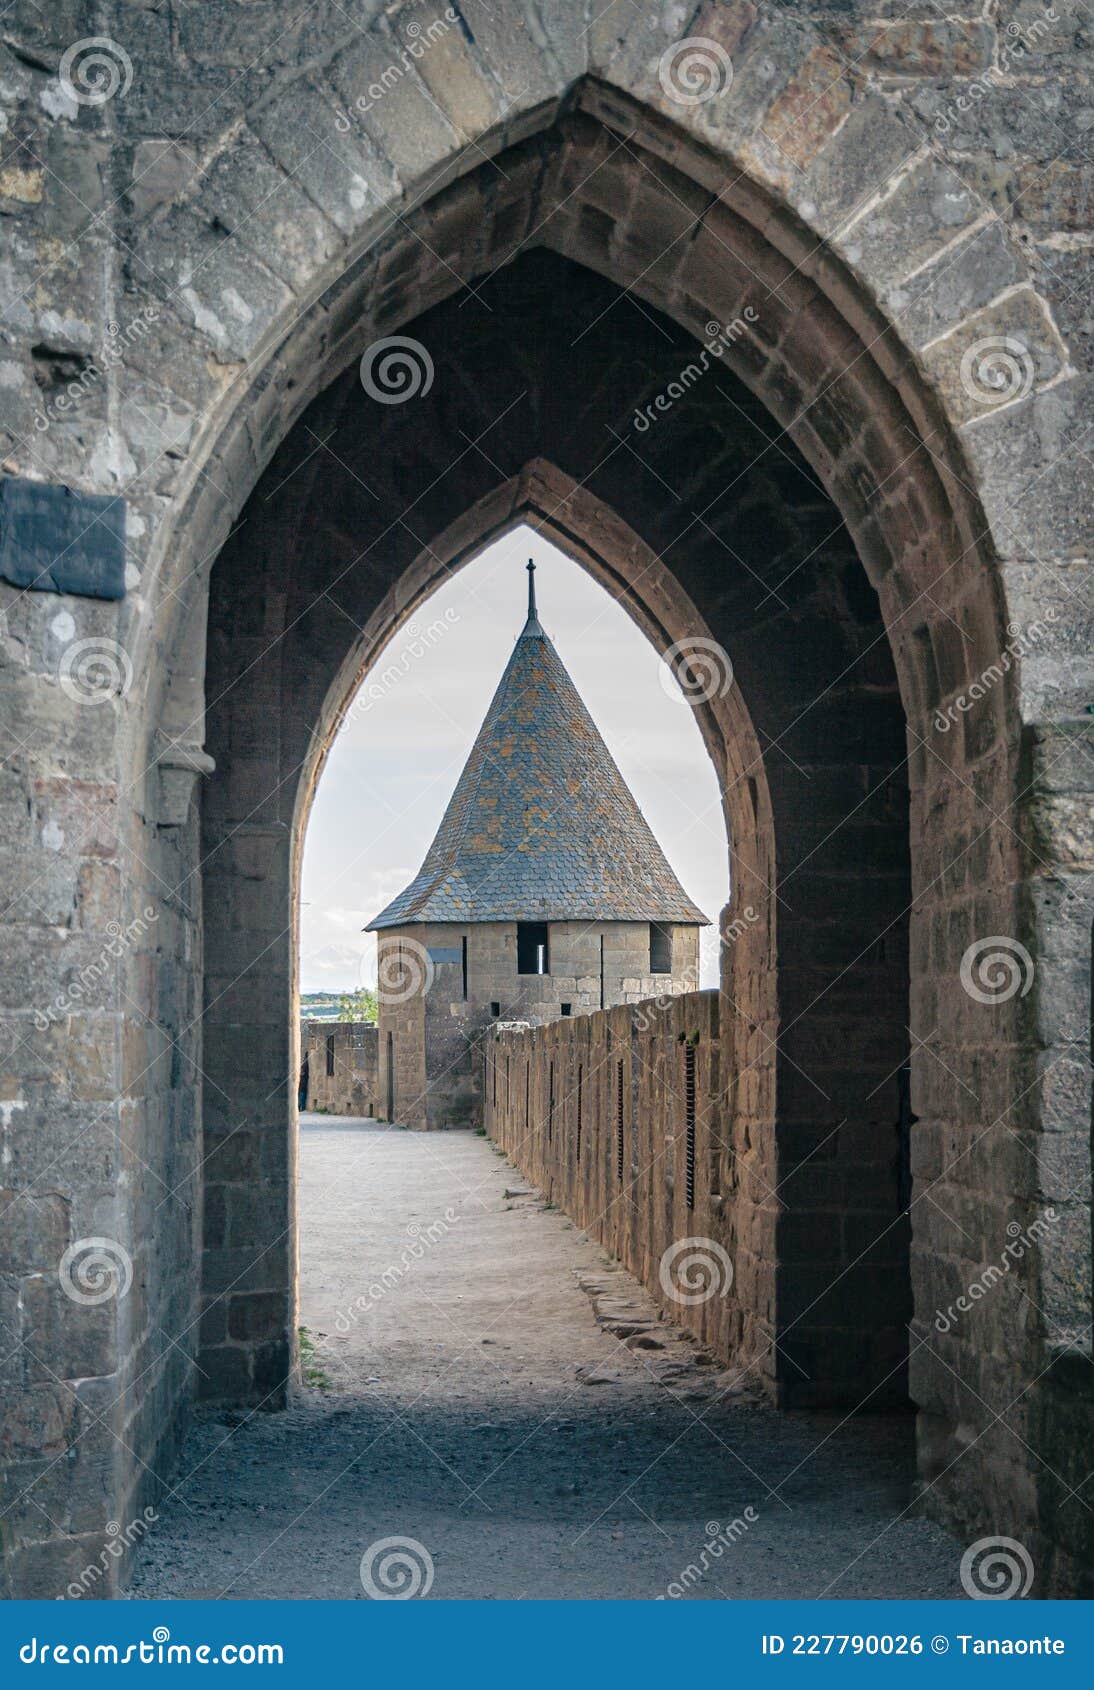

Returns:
302,1021,379,1117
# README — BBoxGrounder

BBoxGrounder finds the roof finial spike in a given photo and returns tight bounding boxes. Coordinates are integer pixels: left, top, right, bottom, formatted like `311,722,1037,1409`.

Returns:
523,557,543,635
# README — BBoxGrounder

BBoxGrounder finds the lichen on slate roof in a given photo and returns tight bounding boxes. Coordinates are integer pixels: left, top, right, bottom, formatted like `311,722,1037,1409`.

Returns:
368,565,709,932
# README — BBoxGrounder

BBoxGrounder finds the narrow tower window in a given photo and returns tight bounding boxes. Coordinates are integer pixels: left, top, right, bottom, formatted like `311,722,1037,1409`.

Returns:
517,921,549,975
461,934,468,1001
650,921,672,974
325,1033,335,1077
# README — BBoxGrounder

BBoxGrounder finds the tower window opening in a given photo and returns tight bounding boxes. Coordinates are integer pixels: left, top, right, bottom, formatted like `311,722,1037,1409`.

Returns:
650,921,673,974
461,934,468,1000
560,1002,572,1016
325,1034,335,1077
517,921,549,975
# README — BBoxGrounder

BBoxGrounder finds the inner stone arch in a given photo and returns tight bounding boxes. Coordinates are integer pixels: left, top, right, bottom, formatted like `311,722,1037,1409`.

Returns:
197,249,912,1424
297,520,733,1123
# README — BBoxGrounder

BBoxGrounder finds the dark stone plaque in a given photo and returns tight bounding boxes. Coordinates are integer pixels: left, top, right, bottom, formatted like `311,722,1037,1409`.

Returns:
0,477,126,599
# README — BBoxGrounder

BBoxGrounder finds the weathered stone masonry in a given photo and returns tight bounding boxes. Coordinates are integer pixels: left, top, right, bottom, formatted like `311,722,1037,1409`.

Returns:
302,1021,379,1117
487,993,738,1365
0,0,1090,1598
487,975,912,1414
375,917,701,1130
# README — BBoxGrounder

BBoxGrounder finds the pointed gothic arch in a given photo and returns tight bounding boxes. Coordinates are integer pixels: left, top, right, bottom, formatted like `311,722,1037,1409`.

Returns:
158,92,1077,1581
197,251,913,1428
2,15,1087,1594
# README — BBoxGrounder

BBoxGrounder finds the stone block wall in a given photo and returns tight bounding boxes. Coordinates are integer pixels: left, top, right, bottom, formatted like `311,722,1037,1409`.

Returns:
484,975,912,1415
485,991,743,1363
0,768,201,1599
198,814,293,1415
302,1022,379,1117
377,920,701,1129
0,0,1089,1600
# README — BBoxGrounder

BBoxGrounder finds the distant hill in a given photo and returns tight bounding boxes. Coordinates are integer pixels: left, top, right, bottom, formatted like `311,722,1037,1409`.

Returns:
299,993,343,1022
299,990,378,1024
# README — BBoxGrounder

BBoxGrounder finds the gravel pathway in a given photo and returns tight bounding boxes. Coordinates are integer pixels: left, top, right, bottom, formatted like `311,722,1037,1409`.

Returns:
127,1117,963,1600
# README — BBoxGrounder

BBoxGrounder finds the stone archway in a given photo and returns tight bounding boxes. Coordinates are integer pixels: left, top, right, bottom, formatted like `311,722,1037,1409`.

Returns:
157,93,1082,1582
2,7,1088,1595
196,241,919,1421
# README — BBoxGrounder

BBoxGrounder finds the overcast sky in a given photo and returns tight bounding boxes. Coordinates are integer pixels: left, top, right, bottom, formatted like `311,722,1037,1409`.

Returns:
299,524,730,994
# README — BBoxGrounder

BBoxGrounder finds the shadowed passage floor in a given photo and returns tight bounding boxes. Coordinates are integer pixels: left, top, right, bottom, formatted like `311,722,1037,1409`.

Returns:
127,1116,962,1600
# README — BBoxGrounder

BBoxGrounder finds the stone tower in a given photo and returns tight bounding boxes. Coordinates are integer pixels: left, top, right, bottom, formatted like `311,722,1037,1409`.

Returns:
367,562,708,1129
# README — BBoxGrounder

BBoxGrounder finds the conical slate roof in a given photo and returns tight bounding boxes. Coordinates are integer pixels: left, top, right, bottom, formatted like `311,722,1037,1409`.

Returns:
367,564,709,931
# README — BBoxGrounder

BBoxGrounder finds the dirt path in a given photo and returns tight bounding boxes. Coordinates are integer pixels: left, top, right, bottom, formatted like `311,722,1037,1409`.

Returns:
127,1117,962,1600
